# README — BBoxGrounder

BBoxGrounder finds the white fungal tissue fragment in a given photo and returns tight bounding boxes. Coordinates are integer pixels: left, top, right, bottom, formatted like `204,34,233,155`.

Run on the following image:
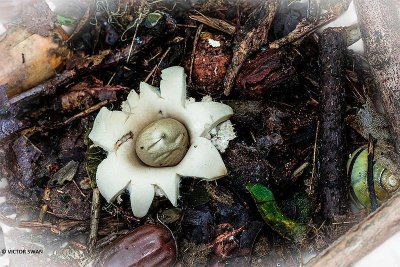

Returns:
210,120,236,153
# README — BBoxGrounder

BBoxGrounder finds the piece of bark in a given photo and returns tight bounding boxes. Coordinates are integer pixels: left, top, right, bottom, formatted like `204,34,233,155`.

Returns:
1,136,41,201
12,135,41,188
353,0,400,154
306,190,400,267
223,0,280,96
235,46,300,98
318,27,348,220
9,69,76,107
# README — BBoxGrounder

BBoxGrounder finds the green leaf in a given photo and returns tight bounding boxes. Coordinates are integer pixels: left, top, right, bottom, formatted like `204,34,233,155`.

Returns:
246,183,308,242
56,14,77,26
143,12,163,28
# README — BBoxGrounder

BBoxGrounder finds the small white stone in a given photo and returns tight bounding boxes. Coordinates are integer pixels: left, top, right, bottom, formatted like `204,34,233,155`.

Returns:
208,39,221,47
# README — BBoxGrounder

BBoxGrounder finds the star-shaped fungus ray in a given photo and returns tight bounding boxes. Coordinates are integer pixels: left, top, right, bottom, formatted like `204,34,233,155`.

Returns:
177,137,227,180
128,182,155,218
95,150,133,202
127,170,180,217
183,102,233,138
160,66,187,108
153,173,180,206
121,89,139,113
89,107,131,152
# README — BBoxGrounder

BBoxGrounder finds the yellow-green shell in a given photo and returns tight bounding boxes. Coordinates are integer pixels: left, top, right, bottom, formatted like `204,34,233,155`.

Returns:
347,146,400,209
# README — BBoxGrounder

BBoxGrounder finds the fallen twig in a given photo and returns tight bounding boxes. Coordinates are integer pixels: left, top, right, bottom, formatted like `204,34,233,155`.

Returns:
63,100,110,125
223,0,280,96
318,27,348,219
190,14,235,35
0,213,87,233
189,24,203,85
144,47,171,83
269,12,337,49
88,188,101,253
21,100,110,137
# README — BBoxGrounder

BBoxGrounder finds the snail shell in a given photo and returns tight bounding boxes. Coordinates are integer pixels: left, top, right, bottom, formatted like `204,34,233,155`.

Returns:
347,146,400,209
135,118,189,167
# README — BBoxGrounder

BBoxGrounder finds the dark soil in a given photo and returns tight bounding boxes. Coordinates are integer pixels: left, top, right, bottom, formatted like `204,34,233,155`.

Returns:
0,0,374,266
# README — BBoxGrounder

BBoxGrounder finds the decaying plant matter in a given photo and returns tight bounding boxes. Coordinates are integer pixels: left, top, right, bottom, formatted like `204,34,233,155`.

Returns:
223,0,280,95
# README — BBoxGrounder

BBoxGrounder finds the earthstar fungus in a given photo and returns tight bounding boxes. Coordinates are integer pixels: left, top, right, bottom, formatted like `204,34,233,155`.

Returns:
89,66,233,217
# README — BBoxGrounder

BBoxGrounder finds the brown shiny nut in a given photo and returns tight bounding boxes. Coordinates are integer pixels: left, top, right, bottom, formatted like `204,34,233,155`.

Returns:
192,32,232,95
95,224,176,267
